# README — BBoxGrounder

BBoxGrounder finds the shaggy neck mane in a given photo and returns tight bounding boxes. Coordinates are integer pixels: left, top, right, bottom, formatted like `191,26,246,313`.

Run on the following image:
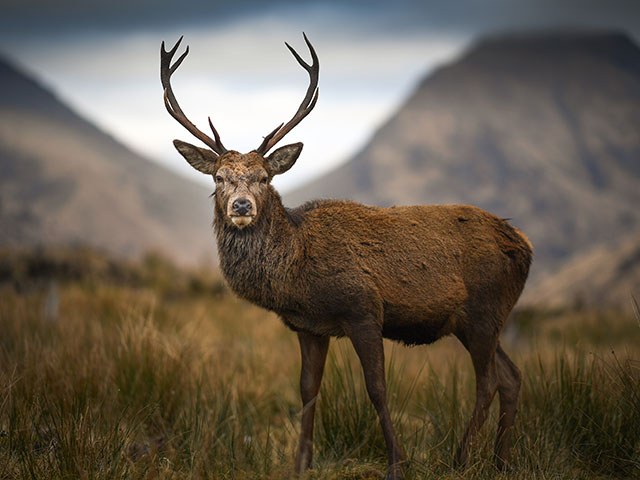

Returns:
213,188,302,311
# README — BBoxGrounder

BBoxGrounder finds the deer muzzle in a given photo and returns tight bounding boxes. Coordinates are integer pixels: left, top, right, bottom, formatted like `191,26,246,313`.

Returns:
232,198,252,216
228,196,255,227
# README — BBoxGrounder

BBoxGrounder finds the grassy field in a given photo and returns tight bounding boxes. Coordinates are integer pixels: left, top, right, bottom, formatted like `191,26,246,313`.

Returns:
0,248,639,479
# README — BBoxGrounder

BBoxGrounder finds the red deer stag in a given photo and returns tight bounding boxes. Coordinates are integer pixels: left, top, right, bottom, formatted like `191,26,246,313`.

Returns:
160,34,532,479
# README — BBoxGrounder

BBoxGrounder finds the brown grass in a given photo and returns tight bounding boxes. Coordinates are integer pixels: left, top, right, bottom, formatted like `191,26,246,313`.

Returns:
0,248,638,479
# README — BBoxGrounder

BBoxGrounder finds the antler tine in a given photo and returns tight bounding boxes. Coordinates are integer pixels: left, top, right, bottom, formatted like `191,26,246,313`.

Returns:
257,123,284,153
160,37,227,155
256,33,319,155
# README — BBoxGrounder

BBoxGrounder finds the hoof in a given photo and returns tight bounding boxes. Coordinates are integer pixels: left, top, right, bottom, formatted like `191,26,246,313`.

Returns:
454,449,468,470
495,454,517,473
496,462,517,474
365,468,385,479
385,462,405,480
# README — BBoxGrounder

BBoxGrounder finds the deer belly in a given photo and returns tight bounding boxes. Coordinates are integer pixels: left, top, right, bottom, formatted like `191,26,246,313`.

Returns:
280,312,347,338
381,301,459,346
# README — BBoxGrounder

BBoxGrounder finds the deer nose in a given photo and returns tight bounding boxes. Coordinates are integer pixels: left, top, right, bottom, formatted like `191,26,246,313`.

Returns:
232,198,252,216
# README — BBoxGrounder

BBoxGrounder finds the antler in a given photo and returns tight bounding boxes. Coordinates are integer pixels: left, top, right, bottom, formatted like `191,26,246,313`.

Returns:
161,37,227,155
256,33,319,155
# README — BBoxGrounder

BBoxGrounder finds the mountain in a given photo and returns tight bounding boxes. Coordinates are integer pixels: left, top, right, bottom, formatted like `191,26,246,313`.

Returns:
285,31,640,303
522,232,640,310
0,57,215,266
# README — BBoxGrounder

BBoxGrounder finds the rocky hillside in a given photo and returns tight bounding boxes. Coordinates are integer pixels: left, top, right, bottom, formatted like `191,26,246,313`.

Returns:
286,31,640,306
0,57,215,265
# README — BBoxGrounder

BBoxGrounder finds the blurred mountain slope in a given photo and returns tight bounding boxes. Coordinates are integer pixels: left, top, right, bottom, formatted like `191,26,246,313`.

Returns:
522,231,640,310
0,57,215,265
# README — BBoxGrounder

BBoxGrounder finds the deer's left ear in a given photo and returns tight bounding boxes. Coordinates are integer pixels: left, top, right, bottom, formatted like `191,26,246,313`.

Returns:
266,143,303,176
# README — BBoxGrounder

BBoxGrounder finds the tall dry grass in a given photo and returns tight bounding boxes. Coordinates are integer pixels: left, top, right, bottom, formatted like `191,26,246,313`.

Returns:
0,248,638,479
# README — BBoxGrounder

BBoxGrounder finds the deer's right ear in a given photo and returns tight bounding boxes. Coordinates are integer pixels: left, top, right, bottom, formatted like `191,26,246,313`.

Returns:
173,140,219,174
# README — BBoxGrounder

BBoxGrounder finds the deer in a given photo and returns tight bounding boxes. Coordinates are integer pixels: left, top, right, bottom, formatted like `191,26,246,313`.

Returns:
160,34,532,480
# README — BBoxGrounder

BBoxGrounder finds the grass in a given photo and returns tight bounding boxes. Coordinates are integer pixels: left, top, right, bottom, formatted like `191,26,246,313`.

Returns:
0,248,639,479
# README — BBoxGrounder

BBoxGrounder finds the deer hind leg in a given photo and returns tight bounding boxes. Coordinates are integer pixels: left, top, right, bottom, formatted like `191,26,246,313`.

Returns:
348,322,407,480
494,343,521,470
294,331,330,474
454,332,499,468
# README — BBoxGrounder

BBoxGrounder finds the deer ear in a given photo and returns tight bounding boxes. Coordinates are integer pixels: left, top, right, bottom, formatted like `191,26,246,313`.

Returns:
173,140,218,174
266,143,303,176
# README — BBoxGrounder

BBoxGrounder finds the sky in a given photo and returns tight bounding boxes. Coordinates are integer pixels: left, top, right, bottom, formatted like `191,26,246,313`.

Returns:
1,0,639,192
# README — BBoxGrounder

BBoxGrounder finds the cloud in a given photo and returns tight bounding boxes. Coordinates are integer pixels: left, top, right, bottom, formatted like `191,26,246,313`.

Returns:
23,17,464,192
1,0,638,192
3,1,640,39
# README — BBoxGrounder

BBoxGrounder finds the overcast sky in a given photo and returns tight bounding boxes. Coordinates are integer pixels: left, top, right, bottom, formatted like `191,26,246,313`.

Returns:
2,0,639,191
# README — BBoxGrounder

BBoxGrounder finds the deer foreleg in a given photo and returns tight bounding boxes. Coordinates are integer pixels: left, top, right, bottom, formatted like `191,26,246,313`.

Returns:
294,331,330,474
349,323,407,480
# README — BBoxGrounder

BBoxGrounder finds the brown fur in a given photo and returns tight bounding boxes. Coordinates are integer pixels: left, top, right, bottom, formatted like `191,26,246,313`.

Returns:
163,36,532,480
216,198,531,343
197,149,532,479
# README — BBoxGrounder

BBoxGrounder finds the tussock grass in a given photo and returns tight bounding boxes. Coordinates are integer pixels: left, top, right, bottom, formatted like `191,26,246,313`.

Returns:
0,249,639,479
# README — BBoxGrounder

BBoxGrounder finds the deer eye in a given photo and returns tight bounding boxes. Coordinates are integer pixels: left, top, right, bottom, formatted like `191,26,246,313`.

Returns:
215,175,223,184
260,176,268,185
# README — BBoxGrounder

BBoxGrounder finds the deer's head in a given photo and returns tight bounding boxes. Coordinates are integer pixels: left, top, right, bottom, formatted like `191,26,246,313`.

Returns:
161,35,318,228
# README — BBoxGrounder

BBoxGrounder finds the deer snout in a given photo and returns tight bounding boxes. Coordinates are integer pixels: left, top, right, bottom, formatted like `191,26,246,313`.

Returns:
232,198,253,216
